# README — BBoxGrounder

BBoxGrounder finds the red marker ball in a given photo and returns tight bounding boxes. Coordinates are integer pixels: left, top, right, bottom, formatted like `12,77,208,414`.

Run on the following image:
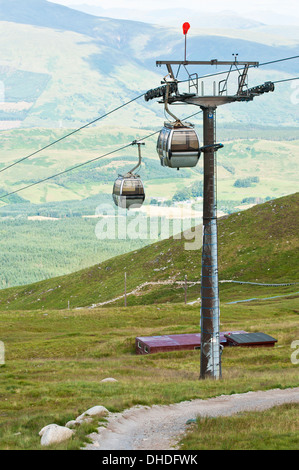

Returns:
183,22,190,35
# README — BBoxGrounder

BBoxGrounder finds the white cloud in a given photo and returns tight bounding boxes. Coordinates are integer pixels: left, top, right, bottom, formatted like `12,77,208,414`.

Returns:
49,0,299,14
50,0,299,11
48,0,299,25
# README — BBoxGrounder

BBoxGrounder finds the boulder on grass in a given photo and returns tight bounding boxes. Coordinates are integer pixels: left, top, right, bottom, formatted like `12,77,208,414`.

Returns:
39,424,74,447
84,405,109,417
76,405,109,423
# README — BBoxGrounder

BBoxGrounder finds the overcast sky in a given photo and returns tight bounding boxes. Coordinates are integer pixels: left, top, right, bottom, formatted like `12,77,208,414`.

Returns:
48,0,299,16
47,0,299,26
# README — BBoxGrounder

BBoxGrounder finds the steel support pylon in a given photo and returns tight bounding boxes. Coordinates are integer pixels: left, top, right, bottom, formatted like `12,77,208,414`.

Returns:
149,56,274,380
200,107,221,380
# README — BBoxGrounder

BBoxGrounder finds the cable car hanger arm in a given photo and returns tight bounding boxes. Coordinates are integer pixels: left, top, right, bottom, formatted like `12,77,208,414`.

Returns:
126,140,145,175
164,79,183,125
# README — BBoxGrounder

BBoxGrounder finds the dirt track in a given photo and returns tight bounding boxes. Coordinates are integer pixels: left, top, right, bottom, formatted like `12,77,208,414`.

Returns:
85,387,299,450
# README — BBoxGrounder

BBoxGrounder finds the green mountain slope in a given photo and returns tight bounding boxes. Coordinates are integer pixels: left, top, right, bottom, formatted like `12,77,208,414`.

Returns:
0,192,297,310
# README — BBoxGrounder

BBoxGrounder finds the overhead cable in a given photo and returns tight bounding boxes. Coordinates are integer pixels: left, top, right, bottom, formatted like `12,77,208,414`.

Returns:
1,54,298,175
0,92,145,175
272,77,299,84
0,110,203,201
0,143,132,200
1,54,298,198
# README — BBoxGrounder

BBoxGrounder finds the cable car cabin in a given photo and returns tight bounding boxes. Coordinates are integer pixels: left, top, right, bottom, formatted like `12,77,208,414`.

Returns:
157,122,200,169
113,175,145,210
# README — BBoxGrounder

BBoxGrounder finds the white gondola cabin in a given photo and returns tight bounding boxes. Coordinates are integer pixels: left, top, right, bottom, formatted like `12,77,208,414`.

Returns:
157,121,201,169
113,175,145,210
112,141,146,210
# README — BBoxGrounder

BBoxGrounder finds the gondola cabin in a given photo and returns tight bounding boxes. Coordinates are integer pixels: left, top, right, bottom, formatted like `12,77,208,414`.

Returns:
157,121,200,169
113,175,145,210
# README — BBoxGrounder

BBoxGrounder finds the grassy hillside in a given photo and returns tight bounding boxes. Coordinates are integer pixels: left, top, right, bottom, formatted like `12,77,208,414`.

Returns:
0,190,298,450
180,403,299,450
0,293,298,449
0,192,297,310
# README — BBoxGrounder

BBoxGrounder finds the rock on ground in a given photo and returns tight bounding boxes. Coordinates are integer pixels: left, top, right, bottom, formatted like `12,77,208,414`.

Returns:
39,424,74,447
76,405,109,423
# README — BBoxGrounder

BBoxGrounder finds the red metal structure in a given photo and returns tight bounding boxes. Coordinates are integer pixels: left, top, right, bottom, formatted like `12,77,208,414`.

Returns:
136,331,247,355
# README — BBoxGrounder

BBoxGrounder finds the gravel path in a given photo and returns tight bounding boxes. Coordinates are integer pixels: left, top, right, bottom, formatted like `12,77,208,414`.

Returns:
85,387,299,450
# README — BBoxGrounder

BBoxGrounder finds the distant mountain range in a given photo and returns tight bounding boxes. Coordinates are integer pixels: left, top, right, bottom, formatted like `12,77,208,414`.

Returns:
0,0,298,128
0,0,99,35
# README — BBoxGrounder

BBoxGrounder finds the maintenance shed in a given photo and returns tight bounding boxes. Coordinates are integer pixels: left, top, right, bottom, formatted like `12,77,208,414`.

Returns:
135,331,247,355
224,332,277,347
